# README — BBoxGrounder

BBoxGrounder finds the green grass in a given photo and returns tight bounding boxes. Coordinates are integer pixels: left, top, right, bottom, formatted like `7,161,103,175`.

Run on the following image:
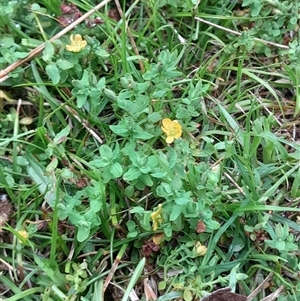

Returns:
0,0,300,300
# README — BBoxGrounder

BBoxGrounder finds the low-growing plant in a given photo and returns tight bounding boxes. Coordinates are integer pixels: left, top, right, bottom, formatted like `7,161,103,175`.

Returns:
1,0,300,300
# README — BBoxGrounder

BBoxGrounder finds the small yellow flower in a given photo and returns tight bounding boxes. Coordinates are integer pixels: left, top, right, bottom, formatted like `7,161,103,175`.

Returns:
161,118,182,144
194,241,207,256
17,230,29,243
66,34,87,52
152,233,165,245
151,204,163,231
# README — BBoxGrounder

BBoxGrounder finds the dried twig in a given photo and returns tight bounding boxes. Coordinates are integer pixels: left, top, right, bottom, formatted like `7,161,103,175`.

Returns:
0,0,112,83
64,105,103,144
259,286,285,301
223,171,246,196
195,17,289,50
247,273,273,301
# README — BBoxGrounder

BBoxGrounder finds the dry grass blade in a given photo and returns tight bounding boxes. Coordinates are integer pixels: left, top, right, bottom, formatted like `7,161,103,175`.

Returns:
259,286,285,301
103,243,128,292
246,273,273,301
64,105,103,144
194,17,289,50
144,278,157,301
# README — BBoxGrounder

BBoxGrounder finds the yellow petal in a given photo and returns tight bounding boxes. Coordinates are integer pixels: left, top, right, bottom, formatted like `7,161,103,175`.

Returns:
152,233,165,245
172,122,182,137
162,118,172,129
194,241,207,256
161,118,182,143
66,45,73,51
66,34,87,52
151,204,163,231
74,34,82,42
161,125,168,134
70,34,75,43
166,136,174,143
17,230,29,243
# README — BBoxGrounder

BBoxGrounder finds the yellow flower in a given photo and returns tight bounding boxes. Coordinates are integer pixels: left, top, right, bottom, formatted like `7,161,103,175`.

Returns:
17,230,29,243
161,118,182,144
66,34,87,52
151,204,163,231
152,233,165,245
194,241,207,256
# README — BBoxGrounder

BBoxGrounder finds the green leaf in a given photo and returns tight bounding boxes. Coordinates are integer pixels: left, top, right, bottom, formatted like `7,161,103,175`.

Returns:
90,158,110,168
123,166,141,181
39,0,61,15
152,90,167,98
110,162,123,178
33,254,67,289
1,36,14,48
127,220,136,232
249,1,262,17
81,70,90,86
151,171,167,178
90,197,102,213
42,41,55,62
68,211,83,225
14,51,29,58
25,151,56,205
103,88,116,101
53,125,70,144
170,205,181,221
110,124,129,137
117,94,149,118
126,220,138,237
218,103,245,147
46,157,58,172
291,169,300,198
16,156,29,166
61,168,74,179
130,206,146,214
95,48,110,58
140,173,153,186
121,258,145,301
158,281,166,290
205,219,220,230
76,94,88,108
99,145,113,160
148,112,162,123
133,131,153,140
146,156,158,169
142,65,159,80
56,58,74,70
96,77,106,90
175,197,191,206
183,289,193,301
45,62,60,85
77,221,91,242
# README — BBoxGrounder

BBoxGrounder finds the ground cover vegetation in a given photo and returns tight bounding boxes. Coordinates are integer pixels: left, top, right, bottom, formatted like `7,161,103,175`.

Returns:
0,0,299,300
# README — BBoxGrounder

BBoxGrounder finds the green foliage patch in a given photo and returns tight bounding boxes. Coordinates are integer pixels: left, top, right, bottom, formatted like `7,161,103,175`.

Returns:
0,0,300,300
